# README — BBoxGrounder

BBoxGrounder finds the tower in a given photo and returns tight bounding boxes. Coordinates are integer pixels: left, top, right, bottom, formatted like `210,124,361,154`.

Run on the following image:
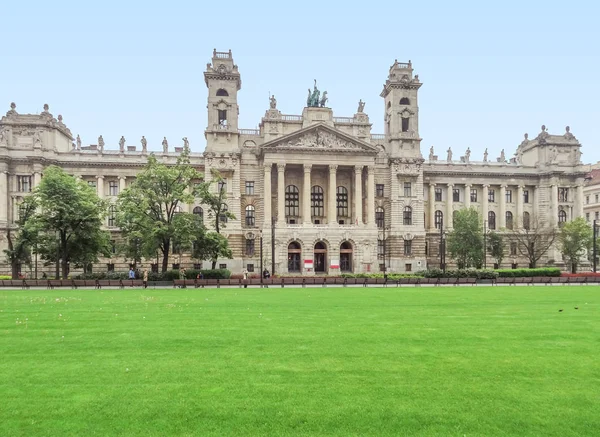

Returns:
380,60,422,158
204,49,241,153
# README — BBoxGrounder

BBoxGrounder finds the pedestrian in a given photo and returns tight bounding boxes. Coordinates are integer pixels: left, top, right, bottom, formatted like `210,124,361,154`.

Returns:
242,268,248,288
143,269,148,289
128,267,135,280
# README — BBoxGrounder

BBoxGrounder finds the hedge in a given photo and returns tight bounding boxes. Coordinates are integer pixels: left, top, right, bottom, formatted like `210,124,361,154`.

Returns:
496,268,561,278
423,268,499,280
74,268,231,281
341,273,423,280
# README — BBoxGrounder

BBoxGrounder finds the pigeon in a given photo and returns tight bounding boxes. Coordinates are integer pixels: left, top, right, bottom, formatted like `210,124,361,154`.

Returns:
559,309,563,312
574,307,579,310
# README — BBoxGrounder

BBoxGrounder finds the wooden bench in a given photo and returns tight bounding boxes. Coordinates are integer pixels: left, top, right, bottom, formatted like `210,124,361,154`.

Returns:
457,277,476,286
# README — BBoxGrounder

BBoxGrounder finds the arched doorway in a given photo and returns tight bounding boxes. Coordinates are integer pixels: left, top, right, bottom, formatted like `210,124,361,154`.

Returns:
340,241,353,272
288,242,301,273
314,242,327,273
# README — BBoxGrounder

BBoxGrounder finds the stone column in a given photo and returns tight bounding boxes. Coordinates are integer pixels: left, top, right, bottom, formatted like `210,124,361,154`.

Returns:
446,183,454,229
366,165,375,226
464,184,471,209
354,165,363,225
11,195,18,223
576,184,584,218
429,183,436,230
97,176,104,199
33,172,42,188
329,164,338,225
533,186,538,221
277,164,285,225
303,164,312,224
0,171,8,224
517,185,524,227
551,184,558,227
119,176,126,194
482,184,489,224
499,184,507,228
263,164,272,226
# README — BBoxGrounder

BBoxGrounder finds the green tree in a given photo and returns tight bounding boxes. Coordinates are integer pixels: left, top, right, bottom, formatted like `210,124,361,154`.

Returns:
22,166,110,279
487,231,505,268
204,169,235,234
192,230,233,270
4,199,37,279
447,208,483,268
559,217,592,273
507,214,558,268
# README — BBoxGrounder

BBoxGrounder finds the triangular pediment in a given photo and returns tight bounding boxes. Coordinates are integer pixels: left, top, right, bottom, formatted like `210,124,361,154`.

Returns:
261,123,378,154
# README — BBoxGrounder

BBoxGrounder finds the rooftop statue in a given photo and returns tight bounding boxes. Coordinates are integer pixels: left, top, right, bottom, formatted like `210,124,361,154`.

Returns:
357,99,365,113
270,95,277,109
307,79,321,107
319,91,328,107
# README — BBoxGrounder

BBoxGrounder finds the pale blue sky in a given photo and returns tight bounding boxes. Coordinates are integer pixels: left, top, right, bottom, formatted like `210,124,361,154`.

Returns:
2,1,598,162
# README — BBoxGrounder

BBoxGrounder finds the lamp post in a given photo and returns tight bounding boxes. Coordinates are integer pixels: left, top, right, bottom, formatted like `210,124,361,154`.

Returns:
55,231,60,279
271,217,276,276
260,230,264,288
439,217,445,271
594,219,598,273
382,216,387,281
483,219,488,269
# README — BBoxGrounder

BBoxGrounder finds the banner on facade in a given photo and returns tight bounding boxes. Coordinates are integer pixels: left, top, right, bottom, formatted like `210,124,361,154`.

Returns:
304,259,313,270
330,259,339,269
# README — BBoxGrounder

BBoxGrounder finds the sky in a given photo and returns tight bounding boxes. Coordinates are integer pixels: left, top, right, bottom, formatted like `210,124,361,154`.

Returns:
1,0,598,162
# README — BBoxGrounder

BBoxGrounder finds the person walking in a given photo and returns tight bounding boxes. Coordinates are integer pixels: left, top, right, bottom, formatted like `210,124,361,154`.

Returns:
242,268,248,288
143,269,148,289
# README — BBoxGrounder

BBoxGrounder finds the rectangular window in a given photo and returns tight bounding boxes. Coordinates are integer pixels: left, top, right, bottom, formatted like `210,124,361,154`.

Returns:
596,194,599,203
17,176,32,192
470,189,478,202
586,212,590,222
107,263,115,272
219,263,227,269
401,117,409,132
377,239,385,259
453,188,460,202
524,190,529,204
110,240,116,254
88,180,97,188
109,181,118,196
336,187,348,217
376,209,385,228
488,189,495,203
586,195,590,205
151,263,159,273
172,263,180,270
405,263,412,272
193,263,202,270
404,239,412,255
379,263,386,272
404,182,412,197
245,238,255,256
558,187,569,202
596,212,599,221
425,241,428,256
435,188,442,202
510,242,517,256
245,181,254,195
506,190,512,203
376,184,384,197
247,264,254,273
218,110,227,127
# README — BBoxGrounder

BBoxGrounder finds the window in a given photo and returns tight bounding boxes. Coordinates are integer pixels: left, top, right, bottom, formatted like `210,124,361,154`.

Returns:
377,239,385,259
506,190,512,203
17,176,32,192
109,181,118,196
523,212,530,230
193,206,204,225
311,186,324,217
510,242,517,256
217,110,227,127
216,88,229,97
404,239,412,255
151,264,159,273
470,189,478,202
107,263,114,272
434,210,443,229
219,263,227,269
435,188,442,202
596,194,599,203
558,187,569,202
596,212,599,221
488,189,495,203
172,263,180,270
404,182,412,197
506,211,513,230
245,181,254,195
400,97,410,105
245,238,255,256
336,186,349,217
403,206,412,225
524,190,529,204
376,184,384,197
285,185,300,217
108,205,117,227
376,207,385,228
586,195,590,205
218,179,227,193
110,240,116,254
558,209,567,225
88,180,97,188
217,204,228,223
245,205,255,226
401,117,409,132
488,211,496,230
405,263,412,272
453,188,460,202
586,212,590,222
17,202,27,222
247,264,254,273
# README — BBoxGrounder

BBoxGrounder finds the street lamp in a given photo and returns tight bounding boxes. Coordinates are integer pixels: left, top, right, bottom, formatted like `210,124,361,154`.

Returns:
439,217,446,272
593,219,599,272
483,219,488,269
271,216,276,276
259,230,263,288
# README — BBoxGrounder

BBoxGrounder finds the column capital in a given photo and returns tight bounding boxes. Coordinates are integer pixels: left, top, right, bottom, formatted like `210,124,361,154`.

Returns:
500,183,508,189
366,165,375,172
447,183,454,188
97,175,104,179
483,184,490,188
429,182,436,188
304,164,312,172
465,183,472,188
329,164,338,171
276,163,285,172
354,165,363,174
118,176,127,180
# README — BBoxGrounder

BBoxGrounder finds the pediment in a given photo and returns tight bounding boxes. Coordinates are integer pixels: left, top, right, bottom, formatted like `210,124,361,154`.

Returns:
261,123,377,154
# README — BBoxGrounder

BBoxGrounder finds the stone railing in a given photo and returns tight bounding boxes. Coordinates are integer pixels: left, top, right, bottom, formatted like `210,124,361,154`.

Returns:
397,62,410,69
238,129,260,135
282,114,302,121
371,134,385,140
333,117,354,124
214,51,231,59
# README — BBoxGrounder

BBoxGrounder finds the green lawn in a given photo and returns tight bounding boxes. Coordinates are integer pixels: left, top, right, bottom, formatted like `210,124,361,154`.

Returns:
1,286,599,436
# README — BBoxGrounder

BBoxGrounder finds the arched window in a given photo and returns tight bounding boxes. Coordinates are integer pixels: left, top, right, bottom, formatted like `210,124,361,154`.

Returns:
523,212,531,230
376,207,385,228
337,186,348,217
558,209,567,226
108,205,117,227
400,97,410,105
245,205,255,226
403,206,412,225
402,117,409,132
311,185,324,217
219,203,228,223
288,241,301,272
488,211,496,230
216,88,229,96
193,206,204,225
506,211,513,230
434,210,443,229
285,185,299,217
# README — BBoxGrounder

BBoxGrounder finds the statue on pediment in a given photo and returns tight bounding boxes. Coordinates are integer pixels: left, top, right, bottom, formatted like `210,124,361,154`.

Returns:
0,127,9,146
119,136,126,152
564,125,575,140
320,91,328,107
447,147,452,162
307,79,321,107
141,136,147,153
76,134,81,150
98,135,104,152
6,102,17,117
358,99,365,113
162,137,168,153
269,95,277,109
183,137,189,149
428,146,434,161
465,147,471,163
499,149,506,162
483,148,488,162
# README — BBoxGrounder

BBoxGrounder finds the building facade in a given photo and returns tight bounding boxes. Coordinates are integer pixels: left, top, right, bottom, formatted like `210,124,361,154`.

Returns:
0,49,588,276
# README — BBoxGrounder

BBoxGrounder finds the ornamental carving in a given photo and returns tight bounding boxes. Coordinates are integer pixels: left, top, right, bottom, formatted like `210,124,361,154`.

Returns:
283,129,362,150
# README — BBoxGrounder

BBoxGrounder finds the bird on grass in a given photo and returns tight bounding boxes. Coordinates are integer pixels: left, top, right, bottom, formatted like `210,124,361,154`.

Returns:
575,307,579,310
559,309,563,312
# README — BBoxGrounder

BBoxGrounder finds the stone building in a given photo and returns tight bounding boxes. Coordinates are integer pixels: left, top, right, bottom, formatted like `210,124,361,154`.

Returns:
0,49,588,276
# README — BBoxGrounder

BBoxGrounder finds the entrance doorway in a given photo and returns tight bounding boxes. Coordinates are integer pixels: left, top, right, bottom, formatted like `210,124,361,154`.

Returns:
314,242,327,273
340,241,353,272
288,241,301,272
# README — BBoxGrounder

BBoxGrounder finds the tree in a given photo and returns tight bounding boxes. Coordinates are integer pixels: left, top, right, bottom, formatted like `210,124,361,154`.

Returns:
507,215,558,268
21,166,110,279
487,231,504,268
559,217,592,273
4,199,37,279
446,208,483,269
203,168,235,234
192,230,233,270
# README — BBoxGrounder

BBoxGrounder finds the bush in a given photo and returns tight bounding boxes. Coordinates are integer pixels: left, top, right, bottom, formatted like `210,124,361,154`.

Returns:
74,268,231,281
423,268,498,280
0,275,11,280
496,268,561,278
340,273,423,279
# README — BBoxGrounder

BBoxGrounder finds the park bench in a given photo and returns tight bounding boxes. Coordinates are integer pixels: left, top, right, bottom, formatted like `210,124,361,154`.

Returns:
457,277,476,286
495,277,515,286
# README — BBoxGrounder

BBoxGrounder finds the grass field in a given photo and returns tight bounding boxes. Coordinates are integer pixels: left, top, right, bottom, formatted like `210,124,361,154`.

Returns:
1,286,599,436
